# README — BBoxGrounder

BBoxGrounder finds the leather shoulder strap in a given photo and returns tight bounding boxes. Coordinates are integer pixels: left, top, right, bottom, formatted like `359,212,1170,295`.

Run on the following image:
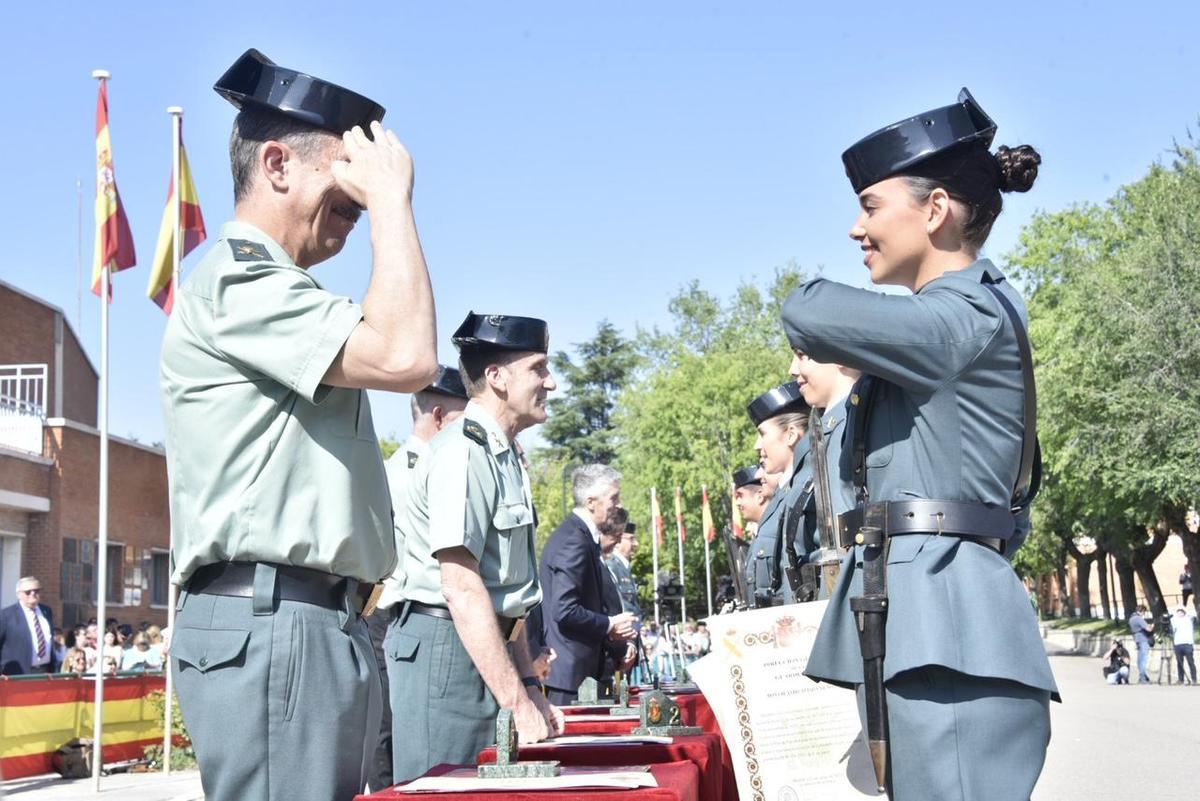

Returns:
983,282,1042,510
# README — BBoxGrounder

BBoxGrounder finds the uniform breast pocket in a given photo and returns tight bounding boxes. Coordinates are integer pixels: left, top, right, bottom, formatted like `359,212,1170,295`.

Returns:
493,503,533,584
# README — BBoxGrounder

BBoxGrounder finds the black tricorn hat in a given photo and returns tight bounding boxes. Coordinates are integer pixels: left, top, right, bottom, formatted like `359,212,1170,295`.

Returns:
732,465,763,489
423,365,468,400
747,381,808,426
624,521,638,535
214,49,385,134
842,88,997,194
452,312,549,354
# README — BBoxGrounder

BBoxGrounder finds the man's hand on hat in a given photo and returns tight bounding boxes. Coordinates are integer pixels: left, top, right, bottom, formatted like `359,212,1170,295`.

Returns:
329,121,414,209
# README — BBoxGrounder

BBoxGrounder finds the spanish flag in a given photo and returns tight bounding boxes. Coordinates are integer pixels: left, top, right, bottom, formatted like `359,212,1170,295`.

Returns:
731,481,746,539
651,489,665,547
91,78,136,296
701,485,717,543
148,132,207,313
674,486,687,542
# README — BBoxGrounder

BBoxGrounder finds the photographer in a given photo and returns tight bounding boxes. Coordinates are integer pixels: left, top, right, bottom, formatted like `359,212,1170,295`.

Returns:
1101,639,1130,685
1169,605,1197,685
1128,605,1155,684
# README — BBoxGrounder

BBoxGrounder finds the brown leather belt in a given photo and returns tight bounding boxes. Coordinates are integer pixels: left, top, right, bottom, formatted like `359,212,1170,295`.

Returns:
837,499,1016,553
186,562,374,614
394,599,524,642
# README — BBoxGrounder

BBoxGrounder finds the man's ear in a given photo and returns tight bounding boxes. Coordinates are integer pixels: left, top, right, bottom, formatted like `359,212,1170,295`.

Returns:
260,141,290,191
431,404,446,430
485,363,508,394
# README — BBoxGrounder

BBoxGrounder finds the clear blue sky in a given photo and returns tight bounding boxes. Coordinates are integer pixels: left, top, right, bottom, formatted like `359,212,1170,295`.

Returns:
2,3,1197,445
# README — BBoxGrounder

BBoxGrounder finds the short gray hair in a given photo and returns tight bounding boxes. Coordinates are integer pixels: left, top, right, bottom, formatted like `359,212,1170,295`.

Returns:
16,576,39,592
229,107,335,203
410,390,466,421
572,464,621,507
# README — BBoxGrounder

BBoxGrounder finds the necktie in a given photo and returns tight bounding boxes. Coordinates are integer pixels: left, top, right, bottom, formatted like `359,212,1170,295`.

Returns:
34,611,46,660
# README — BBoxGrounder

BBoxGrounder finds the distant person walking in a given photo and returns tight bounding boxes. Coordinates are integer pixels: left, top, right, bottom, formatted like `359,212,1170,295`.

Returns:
1169,605,1197,685
1181,565,1193,608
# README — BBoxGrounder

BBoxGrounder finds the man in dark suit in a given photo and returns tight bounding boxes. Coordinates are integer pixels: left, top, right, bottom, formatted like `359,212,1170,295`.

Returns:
0,576,59,675
540,465,636,704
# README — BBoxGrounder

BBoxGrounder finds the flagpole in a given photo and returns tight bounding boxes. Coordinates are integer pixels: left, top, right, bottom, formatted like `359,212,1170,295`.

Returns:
90,68,111,795
158,105,184,774
76,179,83,332
650,488,660,629
702,485,713,618
675,487,687,624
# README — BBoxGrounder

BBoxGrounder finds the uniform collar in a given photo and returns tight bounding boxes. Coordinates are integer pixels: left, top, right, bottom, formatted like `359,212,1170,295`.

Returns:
820,391,852,433
464,401,513,456
573,509,602,545
793,435,812,468
918,257,1005,294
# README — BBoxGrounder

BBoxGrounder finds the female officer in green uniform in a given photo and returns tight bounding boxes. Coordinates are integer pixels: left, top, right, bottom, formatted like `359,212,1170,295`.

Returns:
745,382,810,606
782,89,1058,799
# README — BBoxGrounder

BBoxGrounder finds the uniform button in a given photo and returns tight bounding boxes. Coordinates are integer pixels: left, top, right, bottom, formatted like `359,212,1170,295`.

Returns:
198,656,208,667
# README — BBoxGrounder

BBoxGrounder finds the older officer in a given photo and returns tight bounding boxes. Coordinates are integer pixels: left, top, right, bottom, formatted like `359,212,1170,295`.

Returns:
745,382,810,606
606,521,642,617
784,89,1057,799
160,50,437,801
387,312,562,783
367,366,468,791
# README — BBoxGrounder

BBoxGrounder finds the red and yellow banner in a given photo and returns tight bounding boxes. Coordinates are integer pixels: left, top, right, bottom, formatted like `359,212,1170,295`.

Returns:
731,481,745,539
91,79,137,297
148,132,207,313
674,486,687,542
0,674,166,779
701,485,716,543
651,489,665,547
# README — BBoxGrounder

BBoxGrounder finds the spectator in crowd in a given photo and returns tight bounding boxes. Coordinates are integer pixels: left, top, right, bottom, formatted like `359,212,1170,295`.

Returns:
1169,604,1197,685
101,627,124,667
1129,605,1156,684
695,622,711,656
1102,640,1130,685
1181,565,1193,608
82,624,99,668
0,576,59,674
62,647,88,676
121,632,164,672
52,627,68,667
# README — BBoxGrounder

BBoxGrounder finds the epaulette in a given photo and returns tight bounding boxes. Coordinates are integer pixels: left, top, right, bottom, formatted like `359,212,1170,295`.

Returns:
463,419,488,446
406,451,419,469
228,239,272,262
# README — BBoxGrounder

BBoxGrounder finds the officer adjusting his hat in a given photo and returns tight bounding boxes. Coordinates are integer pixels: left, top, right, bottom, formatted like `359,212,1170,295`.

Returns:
385,312,562,784
160,49,438,801
782,88,1057,799
365,365,469,791
745,382,811,607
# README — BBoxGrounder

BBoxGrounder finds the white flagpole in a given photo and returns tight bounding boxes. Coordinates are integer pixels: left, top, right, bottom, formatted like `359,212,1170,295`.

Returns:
702,486,713,618
91,68,110,794
675,487,687,624
161,105,184,775
650,488,660,630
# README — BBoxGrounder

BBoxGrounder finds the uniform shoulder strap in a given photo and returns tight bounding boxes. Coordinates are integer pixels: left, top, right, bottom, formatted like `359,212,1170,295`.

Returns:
463,419,488,446
983,282,1042,511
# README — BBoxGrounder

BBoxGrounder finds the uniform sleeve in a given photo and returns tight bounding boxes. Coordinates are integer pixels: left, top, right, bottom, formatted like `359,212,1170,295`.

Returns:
209,260,363,405
781,278,1003,393
426,441,492,562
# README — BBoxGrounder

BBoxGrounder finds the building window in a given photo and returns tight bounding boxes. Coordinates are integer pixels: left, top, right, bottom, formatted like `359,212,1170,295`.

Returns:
107,543,124,605
61,537,95,628
151,552,170,607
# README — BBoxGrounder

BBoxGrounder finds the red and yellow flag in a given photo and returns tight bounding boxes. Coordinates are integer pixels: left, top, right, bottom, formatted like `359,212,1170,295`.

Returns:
148,132,207,313
701,485,717,543
731,481,746,539
91,79,136,297
651,489,665,547
674,486,687,542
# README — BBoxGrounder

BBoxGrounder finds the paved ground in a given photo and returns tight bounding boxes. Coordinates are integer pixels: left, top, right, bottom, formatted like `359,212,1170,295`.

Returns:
4,647,1197,799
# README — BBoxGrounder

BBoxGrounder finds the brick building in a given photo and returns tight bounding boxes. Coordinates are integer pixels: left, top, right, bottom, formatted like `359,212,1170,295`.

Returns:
0,280,171,629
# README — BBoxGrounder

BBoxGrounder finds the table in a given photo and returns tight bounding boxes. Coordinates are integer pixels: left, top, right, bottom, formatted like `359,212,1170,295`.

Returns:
357,760,701,801
479,733,724,801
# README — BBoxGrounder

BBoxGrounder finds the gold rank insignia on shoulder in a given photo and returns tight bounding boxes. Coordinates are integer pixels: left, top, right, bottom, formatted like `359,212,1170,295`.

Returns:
463,419,488,446
229,239,271,262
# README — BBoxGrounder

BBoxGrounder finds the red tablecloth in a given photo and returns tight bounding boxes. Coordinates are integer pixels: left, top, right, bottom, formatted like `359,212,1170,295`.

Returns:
357,760,700,801
562,716,640,736
478,734,723,801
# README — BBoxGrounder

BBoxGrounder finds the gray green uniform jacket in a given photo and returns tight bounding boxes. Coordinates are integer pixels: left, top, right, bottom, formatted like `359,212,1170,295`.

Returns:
781,260,1058,699
747,438,812,605
160,221,394,585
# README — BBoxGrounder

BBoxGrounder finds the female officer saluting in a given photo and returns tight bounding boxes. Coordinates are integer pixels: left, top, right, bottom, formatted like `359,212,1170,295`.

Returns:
782,90,1058,800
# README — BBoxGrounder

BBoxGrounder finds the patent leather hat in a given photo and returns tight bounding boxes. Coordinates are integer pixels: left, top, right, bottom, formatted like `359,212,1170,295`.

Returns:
747,381,808,426
452,312,550,354
732,465,764,489
842,88,997,194
424,365,468,400
214,49,385,133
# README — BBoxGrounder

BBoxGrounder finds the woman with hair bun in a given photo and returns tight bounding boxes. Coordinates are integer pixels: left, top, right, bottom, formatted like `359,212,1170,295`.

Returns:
782,89,1057,799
